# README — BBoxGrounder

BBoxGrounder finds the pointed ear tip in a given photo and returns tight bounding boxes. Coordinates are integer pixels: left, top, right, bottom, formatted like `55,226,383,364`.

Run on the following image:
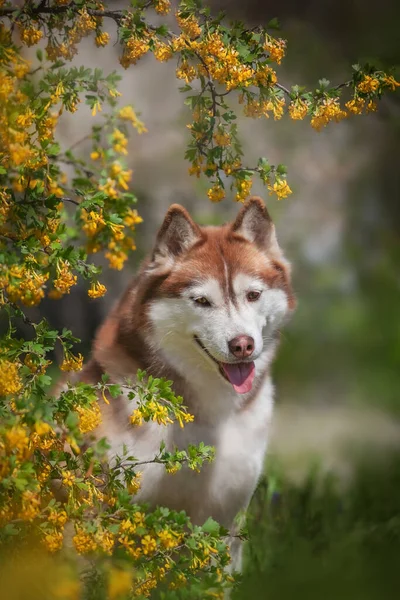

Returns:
246,196,266,209
166,203,189,217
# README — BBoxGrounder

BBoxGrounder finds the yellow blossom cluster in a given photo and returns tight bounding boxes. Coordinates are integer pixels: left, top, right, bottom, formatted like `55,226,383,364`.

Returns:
207,184,225,203
155,0,171,15
120,33,151,68
269,178,293,200
0,360,22,396
289,99,309,120
240,94,285,120
53,261,77,296
127,471,142,495
76,402,102,433
118,106,147,134
310,98,347,131
176,12,202,39
263,36,286,64
235,179,253,202
6,266,49,307
357,75,380,94
73,527,98,554
60,353,84,372
95,32,110,47
88,281,107,299
154,41,174,62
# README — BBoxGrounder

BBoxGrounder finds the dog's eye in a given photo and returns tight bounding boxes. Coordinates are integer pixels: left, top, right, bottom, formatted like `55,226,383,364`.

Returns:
193,297,211,307
247,290,261,302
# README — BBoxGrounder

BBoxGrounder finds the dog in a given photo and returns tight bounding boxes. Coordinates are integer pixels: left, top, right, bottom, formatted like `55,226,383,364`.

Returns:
73,196,295,571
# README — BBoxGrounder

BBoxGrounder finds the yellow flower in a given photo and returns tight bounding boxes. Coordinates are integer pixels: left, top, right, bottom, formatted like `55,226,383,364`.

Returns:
357,75,380,94
130,409,144,427
0,360,22,396
81,209,106,237
108,568,132,599
124,209,143,228
128,471,142,495
176,13,201,39
176,411,194,428
133,512,146,527
153,42,173,62
345,97,365,115
34,421,53,436
19,26,43,47
95,32,110,47
383,75,400,91
118,105,147,133
119,519,137,535
158,528,180,549
73,528,97,554
213,131,231,146
141,535,157,555
76,402,102,433
105,250,128,270
88,282,107,299
155,0,171,15
112,128,128,154
19,490,40,521
263,36,286,65
120,36,150,68
91,101,102,116
96,528,115,555
5,425,29,455
235,178,253,202
176,61,197,84
288,99,309,120
53,261,77,296
62,471,75,487
43,530,64,553
60,353,84,372
48,509,68,527
311,98,347,131
110,162,132,190
207,185,225,203
269,178,292,200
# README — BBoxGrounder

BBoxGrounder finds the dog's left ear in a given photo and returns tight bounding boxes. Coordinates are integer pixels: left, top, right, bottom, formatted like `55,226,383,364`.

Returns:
231,196,279,252
151,204,203,266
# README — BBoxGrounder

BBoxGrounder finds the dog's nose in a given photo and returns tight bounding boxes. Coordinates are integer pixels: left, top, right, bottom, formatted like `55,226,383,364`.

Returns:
228,335,255,359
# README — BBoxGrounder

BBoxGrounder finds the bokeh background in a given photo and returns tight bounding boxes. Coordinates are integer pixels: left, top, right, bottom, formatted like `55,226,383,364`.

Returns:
20,1,400,597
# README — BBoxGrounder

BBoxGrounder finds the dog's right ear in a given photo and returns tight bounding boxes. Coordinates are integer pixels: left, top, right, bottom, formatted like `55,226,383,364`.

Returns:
150,204,203,268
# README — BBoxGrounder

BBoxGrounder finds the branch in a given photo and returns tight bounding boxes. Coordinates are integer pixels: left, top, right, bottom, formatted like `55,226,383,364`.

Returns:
275,82,291,96
0,3,125,25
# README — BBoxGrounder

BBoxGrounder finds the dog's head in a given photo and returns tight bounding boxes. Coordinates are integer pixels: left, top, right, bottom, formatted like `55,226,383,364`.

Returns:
144,197,295,395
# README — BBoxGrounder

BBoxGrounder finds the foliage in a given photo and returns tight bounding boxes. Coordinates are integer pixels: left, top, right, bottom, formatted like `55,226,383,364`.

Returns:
0,1,399,599
237,451,400,600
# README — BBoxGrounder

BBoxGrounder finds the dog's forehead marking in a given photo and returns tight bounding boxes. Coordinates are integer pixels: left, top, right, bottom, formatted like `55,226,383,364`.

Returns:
184,277,225,305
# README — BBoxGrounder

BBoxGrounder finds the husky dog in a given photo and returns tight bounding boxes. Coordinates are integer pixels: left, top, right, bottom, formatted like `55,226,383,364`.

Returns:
76,196,295,570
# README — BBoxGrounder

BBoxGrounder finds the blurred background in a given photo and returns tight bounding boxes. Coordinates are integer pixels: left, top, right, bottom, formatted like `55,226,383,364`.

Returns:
22,0,400,596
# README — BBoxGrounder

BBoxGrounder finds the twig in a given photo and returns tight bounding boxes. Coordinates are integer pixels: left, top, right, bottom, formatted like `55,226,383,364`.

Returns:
0,3,125,25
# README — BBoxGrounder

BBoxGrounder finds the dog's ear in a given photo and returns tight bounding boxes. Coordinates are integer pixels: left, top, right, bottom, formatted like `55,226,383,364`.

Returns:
231,196,279,252
151,204,202,266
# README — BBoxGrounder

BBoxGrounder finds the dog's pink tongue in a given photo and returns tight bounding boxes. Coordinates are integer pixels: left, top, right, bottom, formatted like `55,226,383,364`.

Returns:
222,362,255,394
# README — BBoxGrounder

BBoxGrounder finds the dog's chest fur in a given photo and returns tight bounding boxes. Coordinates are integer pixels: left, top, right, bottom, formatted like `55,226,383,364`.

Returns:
100,373,274,528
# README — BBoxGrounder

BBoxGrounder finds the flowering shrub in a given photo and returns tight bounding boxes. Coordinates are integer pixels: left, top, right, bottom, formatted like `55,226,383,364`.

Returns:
0,1,398,598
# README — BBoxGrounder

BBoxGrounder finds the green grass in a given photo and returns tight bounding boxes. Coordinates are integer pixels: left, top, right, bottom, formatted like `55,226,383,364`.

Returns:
236,449,400,600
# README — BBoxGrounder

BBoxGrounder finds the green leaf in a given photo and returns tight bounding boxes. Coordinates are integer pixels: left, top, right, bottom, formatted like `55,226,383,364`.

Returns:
202,517,220,536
